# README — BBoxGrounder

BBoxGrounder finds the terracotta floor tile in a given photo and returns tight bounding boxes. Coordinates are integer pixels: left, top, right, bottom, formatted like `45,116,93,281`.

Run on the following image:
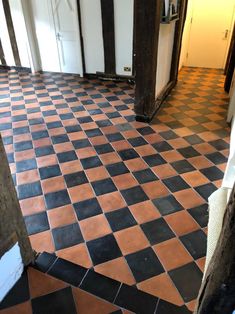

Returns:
188,156,214,169
196,256,206,273
174,188,205,209
137,273,184,306
20,196,46,216
111,140,132,151
80,214,112,241
69,183,94,202
36,155,58,168
135,145,156,157
76,147,97,159
33,138,51,148
161,150,184,163
129,200,161,224
164,211,200,236
99,152,122,165
28,268,67,299
142,181,169,199
0,301,32,314
68,131,87,141
168,138,189,149
16,169,39,185
152,164,177,179
124,158,148,172
48,204,76,229
153,238,193,271
193,143,216,155
41,176,66,194
86,166,109,182
181,171,210,187
30,230,55,252
186,299,197,312
114,225,149,255
59,160,82,175
98,191,126,212
89,136,108,145
198,131,219,142
53,142,74,153
94,257,136,285
15,149,35,162
112,173,138,190
72,287,119,314
56,243,92,268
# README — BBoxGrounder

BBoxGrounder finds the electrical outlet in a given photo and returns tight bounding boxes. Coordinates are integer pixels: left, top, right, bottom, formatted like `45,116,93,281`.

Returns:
124,67,131,72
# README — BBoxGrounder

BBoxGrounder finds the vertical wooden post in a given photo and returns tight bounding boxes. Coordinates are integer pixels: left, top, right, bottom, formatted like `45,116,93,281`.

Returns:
0,38,6,65
2,0,21,66
134,0,161,121
194,184,235,314
100,0,116,75
0,136,34,265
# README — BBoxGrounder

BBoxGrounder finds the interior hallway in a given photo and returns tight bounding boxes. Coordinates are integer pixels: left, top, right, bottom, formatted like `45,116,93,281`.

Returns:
0,66,230,312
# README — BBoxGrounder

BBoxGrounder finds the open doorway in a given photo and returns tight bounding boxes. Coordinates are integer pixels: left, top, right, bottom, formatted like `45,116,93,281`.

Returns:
179,0,235,71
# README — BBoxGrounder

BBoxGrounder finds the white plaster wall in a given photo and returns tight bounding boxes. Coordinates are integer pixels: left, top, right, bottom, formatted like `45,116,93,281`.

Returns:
0,0,15,66
114,0,133,76
155,22,176,96
0,243,23,302
80,0,104,74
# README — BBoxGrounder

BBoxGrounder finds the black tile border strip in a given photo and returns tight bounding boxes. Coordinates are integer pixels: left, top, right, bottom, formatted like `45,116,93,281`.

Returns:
32,252,192,314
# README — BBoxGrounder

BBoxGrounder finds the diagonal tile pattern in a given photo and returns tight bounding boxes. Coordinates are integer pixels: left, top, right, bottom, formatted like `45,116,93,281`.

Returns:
0,66,230,312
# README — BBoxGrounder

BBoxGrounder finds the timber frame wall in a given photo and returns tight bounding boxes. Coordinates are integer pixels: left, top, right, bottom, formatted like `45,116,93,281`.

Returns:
134,0,188,122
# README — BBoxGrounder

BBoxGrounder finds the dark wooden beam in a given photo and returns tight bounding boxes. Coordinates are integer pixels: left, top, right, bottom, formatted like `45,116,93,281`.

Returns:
76,0,86,74
194,183,235,314
0,135,34,265
170,0,188,82
100,0,116,75
134,0,161,119
0,38,6,65
224,23,235,93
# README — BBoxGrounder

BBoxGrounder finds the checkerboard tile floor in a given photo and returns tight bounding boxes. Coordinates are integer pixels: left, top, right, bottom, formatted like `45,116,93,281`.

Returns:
0,66,230,312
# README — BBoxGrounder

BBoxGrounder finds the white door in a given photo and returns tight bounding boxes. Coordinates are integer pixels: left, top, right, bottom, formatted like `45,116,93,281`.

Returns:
185,0,235,69
51,0,83,74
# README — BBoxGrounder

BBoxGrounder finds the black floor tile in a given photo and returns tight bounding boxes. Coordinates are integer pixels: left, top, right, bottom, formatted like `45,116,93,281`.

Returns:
31,287,77,314
121,186,148,206
209,139,229,150
48,258,87,286
125,247,164,282
39,165,61,180
178,147,201,158
14,140,33,152
32,130,49,140
152,141,173,152
128,137,148,147
51,134,69,144
201,166,224,181
156,300,191,314
72,138,91,149
35,145,55,157
74,198,102,221
57,151,78,163
137,126,155,136
106,162,129,177
65,125,82,133
184,135,204,145
85,128,103,138
80,269,121,303
115,284,158,314
159,130,178,140
180,230,207,259
205,152,227,165
143,154,167,167
153,195,183,216
163,176,190,192
94,143,114,154
52,223,84,250
141,218,175,245
24,212,49,235
13,126,30,135
106,207,137,232
171,160,196,174
16,158,37,173
188,204,209,228
80,156,102,169
45,189,71,209
169,262,203,302
18,181,42,200
34,252,57,273
92,178,117,196
87,234,122,265
118,148,139,160
96,119,113,127
106,133,124,142
133,169,158,184
195,183,217,200
64,171,88,187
